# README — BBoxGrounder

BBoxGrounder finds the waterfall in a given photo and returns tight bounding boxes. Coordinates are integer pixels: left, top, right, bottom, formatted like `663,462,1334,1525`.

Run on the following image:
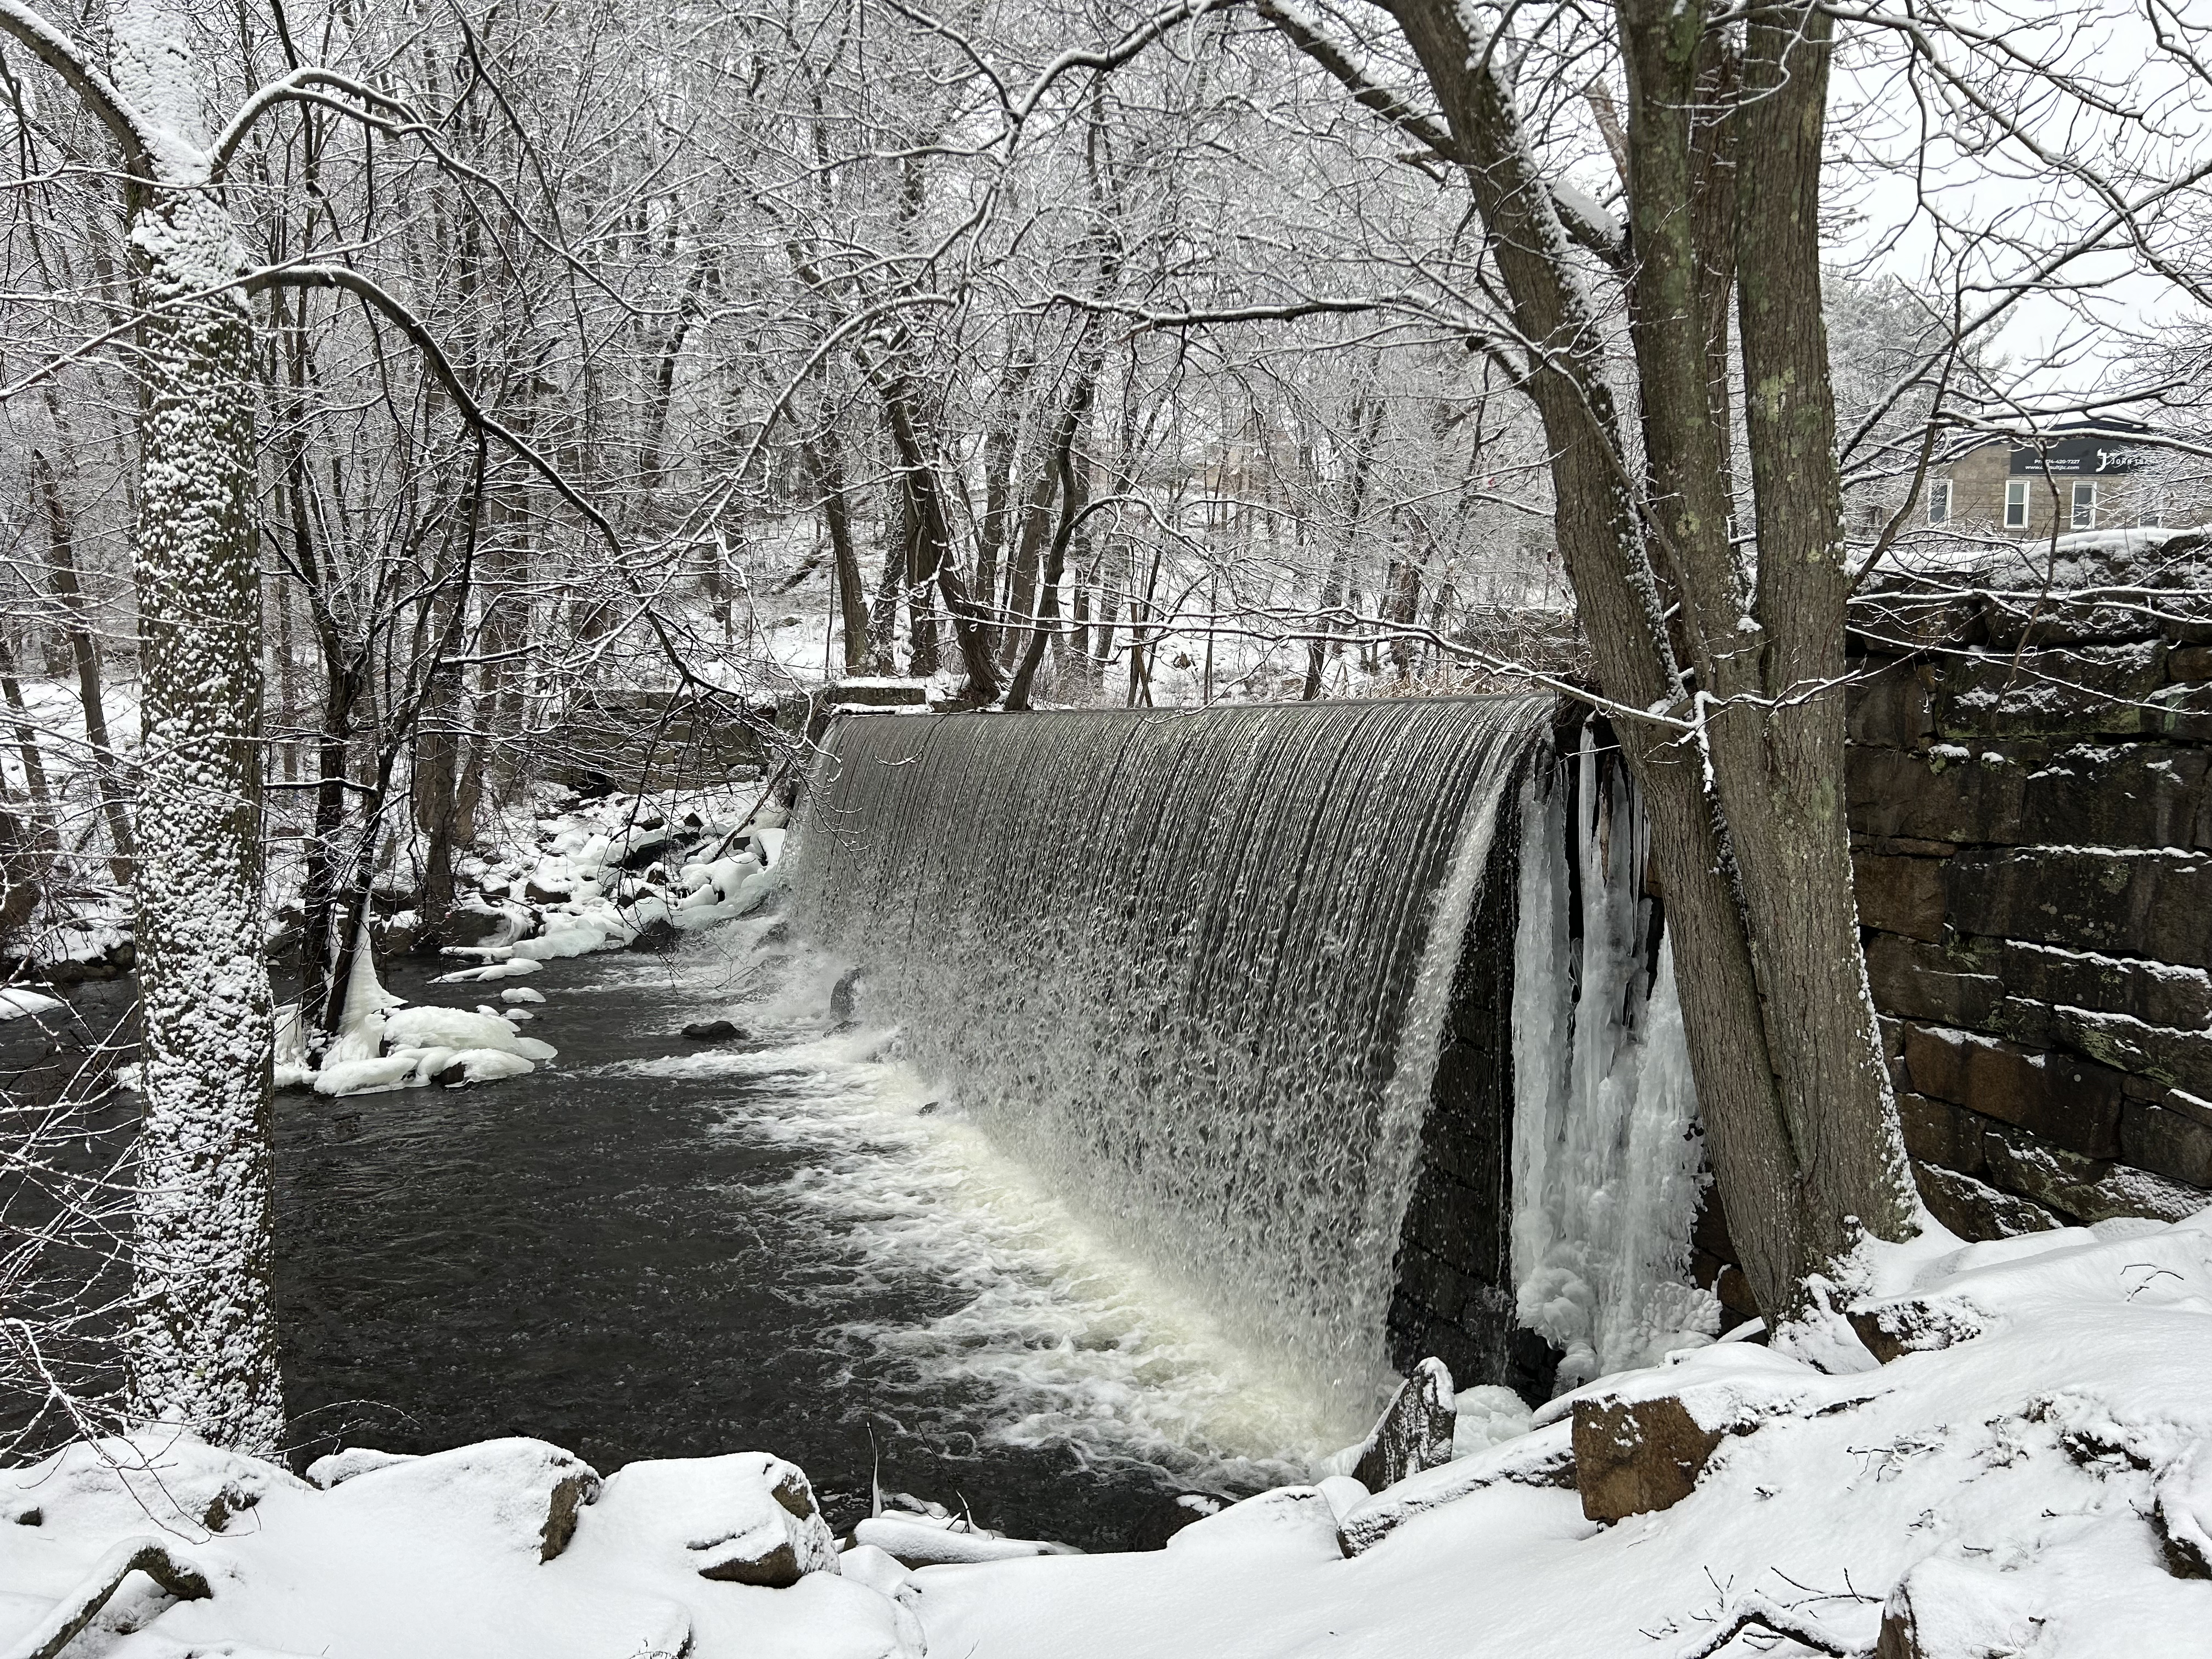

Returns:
791,696,1553,1426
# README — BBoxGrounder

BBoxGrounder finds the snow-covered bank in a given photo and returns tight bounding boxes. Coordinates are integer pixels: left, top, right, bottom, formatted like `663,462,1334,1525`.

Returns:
286,786,787,1099
12,1207,2212,1656
911,1210,2212,1658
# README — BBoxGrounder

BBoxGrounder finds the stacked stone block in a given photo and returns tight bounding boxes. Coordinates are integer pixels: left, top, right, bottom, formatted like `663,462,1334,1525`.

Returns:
1846,571,2212,1240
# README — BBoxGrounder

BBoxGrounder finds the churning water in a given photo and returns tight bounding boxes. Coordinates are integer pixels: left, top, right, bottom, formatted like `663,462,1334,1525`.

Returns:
273,935,1335,1550
793,696,1554,1430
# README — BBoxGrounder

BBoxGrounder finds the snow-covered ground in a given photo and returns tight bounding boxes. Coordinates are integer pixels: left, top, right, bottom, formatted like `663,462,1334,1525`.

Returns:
8,1207,2211,1656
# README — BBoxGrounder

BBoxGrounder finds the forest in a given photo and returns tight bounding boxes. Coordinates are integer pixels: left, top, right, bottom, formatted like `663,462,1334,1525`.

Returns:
4,2,2212,1657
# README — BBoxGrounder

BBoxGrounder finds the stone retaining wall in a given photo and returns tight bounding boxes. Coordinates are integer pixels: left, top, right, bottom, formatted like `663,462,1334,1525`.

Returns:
1846,571,2212,1245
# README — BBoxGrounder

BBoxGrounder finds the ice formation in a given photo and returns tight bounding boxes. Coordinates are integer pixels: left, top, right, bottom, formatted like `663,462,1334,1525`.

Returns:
1509,731,1717,1391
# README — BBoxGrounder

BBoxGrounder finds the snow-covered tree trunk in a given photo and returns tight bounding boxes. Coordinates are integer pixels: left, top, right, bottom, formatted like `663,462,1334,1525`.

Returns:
0,0,294,1448
124,185,281,1451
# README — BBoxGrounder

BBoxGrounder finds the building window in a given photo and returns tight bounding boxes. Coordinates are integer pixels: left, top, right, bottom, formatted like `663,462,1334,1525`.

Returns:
1928,479,1952,526
2004,479,2029,529
2071,480,2097,529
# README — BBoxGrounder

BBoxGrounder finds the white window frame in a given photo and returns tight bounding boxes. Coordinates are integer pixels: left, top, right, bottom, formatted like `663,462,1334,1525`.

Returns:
2004,479,2029,529
2071,479,2097,529
1927,479,1952,526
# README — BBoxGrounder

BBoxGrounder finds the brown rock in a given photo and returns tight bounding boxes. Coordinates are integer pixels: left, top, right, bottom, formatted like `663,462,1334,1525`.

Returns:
1846,659,1936,748
1849,743,2024,845
2053,1006,2212,1098
541,1468,596,1561
1898,1093,1987,1176
1901,1024,2123,1158
1912,1161,2061,1241
1995,940,2212,1033
1945,848,2212,971
2172,645,2212,682
1572,1395,1725,1523
1854,855,1948,943
1848,1293,1987,1364
1865,935,2004,1029
1979,1121,2211,1224
1934,641,2165,738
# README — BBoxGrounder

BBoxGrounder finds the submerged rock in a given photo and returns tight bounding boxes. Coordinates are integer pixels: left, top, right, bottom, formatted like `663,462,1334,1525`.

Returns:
681,1019,746,1042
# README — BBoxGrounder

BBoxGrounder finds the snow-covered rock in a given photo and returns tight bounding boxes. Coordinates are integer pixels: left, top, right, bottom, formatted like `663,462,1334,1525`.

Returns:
573,1453,835,1588
0,987,65,1021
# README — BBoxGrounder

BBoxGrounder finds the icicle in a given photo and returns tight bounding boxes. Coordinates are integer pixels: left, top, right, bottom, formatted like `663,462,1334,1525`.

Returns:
1509,734,1717,1393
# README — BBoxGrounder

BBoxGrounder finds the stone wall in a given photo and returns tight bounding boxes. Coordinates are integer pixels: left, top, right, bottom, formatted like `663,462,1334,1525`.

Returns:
544,689,773,791
1844,555,2212,1243
1386,786,1554,1401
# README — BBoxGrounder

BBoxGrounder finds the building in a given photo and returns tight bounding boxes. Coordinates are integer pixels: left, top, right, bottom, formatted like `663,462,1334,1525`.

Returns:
1924,416,2170,539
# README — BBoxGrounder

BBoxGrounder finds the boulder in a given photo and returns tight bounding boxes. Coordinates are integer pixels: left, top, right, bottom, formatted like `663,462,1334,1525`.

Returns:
1876,1557,2047,1659
1127,1492,1226,1551
1335,1423,1577,1556
324,1437,602,1563
1846,1293,1988,1365
681,1019,744,1042
1352,1358,1457,1492
1571,1393,1726,1523
579,1452,837,1587
1163,1486,1344,1562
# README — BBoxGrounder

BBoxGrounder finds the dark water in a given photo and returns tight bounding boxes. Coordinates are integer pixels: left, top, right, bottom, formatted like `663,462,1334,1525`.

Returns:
4,939,1320,1550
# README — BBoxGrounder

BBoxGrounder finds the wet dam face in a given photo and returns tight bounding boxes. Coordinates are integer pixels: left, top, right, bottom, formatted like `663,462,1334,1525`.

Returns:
791,698,1709,1427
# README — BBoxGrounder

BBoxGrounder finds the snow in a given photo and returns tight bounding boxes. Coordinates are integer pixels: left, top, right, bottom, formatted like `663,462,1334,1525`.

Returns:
904,1209,2212,1658
0,989,64,1022
0,1434,915,1658
298,966,559,1097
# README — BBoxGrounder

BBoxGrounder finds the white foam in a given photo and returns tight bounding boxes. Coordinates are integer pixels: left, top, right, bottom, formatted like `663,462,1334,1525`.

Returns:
591,972,1342,1488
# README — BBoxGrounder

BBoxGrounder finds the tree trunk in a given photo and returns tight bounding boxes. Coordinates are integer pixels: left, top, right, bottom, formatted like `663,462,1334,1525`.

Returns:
1303,399,1381,699
1354,0,1914,1319
125,191,282,1452
31,450,135,884
803,427,877,674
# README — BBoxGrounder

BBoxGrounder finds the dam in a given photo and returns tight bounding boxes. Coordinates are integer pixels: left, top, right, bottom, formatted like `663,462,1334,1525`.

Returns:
790,697,1712,1426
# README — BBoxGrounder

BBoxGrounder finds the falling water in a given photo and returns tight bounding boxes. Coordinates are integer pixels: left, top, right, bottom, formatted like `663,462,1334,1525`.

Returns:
791,696,1553,1427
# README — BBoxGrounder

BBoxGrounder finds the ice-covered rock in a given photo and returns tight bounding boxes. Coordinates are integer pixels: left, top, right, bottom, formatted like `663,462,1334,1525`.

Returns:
383,1006,527,1052
313,1055,419,1096
1161,1487,1342,1562
853,1514,1063,1567
435,957,544,984
434,1048,537,1085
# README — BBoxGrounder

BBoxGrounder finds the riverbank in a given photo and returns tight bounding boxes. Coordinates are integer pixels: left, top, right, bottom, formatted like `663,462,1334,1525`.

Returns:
7,1202,2209,1656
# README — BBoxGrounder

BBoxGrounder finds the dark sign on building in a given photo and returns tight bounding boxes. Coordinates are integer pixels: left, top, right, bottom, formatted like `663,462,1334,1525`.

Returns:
2008,435,2147,476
